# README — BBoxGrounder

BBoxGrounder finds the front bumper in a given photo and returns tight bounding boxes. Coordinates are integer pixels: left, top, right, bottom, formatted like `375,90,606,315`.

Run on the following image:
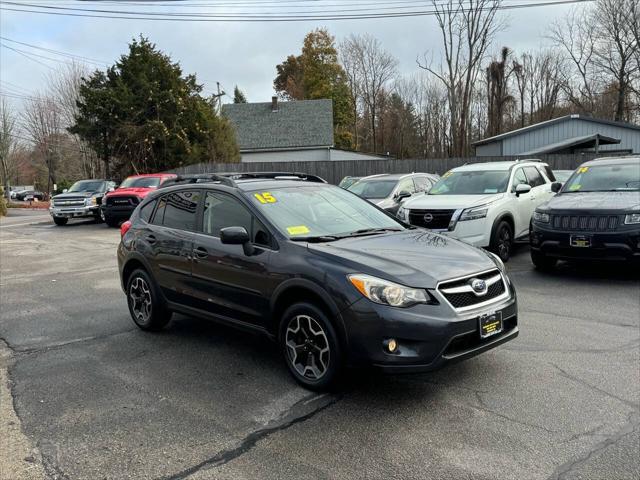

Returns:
50,205,99,218
531,224,640,261
340,280,518,372
102,204,136,220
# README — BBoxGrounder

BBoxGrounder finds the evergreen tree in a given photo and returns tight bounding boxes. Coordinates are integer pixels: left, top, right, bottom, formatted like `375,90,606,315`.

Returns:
233,86,248,103
70,36,239,177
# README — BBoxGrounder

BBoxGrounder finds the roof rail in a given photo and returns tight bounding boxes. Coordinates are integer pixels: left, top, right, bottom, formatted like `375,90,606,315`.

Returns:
224,172,327,183
515,158,542,163
160,173,237,188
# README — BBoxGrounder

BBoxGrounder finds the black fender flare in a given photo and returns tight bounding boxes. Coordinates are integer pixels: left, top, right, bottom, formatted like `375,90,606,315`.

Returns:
490,212,515,244
121,252,156,291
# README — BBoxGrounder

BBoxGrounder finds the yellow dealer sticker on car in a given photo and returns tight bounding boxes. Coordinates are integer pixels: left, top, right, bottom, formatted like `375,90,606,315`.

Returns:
578,166,589,173
254,192,277,204
287,225,310,235
569,184,582,191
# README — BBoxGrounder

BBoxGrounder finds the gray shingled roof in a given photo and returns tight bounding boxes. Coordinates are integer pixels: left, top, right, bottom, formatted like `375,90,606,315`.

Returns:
222,99,334,152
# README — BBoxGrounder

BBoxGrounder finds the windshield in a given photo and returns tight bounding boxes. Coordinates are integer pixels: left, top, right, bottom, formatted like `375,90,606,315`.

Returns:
347,179,397,199
68,180,106,193
553,170,573,183
562,164,640,192
338,177,360,189
429,171,510,195
120,177,162,188
248,185,404,239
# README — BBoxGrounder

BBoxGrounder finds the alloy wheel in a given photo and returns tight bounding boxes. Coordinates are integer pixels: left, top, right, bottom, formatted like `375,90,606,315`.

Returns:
498,226,511,260
129,277,152,324
285,315,330,380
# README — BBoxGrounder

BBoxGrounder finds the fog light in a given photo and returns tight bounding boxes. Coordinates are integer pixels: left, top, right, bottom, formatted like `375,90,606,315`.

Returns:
384,338,398,353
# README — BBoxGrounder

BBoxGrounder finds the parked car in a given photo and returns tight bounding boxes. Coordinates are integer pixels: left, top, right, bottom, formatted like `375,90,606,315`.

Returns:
338,176,362,189
397,160,558,261
117,172,518,390
347,173,439,215
553,170,573,184
102,173,176,227
15,190,45,201
530,156,640,269
49,180,116,226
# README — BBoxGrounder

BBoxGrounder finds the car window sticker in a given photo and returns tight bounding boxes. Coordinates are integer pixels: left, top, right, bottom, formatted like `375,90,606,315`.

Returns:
569,184,582,191
287,225,311,235
254,192,277,204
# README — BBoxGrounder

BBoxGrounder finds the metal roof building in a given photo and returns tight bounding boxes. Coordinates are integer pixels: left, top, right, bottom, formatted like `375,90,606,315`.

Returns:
473,115,640,157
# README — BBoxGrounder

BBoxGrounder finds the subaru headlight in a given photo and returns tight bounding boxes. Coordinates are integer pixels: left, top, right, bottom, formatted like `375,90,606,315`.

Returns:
533,211,550,223
397,207,408,221
625,213,640,224
459,205,488,221
347,274,433,308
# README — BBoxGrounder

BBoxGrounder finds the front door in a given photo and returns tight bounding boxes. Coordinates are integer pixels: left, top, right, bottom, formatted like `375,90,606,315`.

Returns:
511,167,535,237
190,191,274,327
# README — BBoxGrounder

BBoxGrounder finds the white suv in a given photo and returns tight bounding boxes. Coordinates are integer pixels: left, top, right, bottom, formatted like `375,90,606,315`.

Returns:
397,160,558,261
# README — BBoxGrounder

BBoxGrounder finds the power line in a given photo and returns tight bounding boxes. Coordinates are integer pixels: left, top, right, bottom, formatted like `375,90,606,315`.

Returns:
0,36,109,66
0,0,595,22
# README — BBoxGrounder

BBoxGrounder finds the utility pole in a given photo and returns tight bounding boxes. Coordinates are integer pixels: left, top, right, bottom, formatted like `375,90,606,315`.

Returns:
212,82,225,115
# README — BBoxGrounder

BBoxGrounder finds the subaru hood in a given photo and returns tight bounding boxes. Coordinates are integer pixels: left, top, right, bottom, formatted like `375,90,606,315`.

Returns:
308,229,496,289
403,193,503,210
540,191,640,212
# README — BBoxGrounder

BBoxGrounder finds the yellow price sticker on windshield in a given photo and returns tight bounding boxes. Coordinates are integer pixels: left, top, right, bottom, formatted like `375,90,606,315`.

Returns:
287,225,310,235
578,167,589,173
254,192,277,204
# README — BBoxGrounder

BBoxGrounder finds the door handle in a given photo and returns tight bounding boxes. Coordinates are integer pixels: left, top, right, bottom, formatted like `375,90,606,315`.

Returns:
146,235,157,245
194,246,208,258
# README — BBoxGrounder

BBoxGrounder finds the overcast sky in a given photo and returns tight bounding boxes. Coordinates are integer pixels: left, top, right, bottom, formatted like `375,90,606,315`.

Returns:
0,1,580,108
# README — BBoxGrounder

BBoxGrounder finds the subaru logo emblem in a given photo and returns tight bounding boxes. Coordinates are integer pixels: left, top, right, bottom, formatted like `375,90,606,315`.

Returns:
470,278,487,295
423,213,433,223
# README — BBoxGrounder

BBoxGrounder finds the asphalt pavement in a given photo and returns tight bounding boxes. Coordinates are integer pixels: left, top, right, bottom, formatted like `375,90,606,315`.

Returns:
0,218,638,480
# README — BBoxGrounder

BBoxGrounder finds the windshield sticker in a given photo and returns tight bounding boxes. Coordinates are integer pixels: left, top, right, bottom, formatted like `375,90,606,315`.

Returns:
287,225,310,235
484,188,498,193
578,167,589,174
254,192,277,204
569,184,582,191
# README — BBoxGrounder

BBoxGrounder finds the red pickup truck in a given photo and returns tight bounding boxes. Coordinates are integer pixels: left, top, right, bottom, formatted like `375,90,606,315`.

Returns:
102,173,176,227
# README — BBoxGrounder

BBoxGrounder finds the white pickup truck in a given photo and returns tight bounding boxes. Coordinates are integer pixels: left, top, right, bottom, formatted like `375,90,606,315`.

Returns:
397,160,560,261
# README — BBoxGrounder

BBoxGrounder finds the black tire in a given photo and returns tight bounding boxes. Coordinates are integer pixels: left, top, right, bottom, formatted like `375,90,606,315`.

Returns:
95,209,105,224
53,217,68,226
125,268,172,331
531,249,557,271
105,216,120,228
279,302,343,391
490,220,513,262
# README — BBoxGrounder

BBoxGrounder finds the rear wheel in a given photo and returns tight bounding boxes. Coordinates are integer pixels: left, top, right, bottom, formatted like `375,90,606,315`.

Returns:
279,302,343,391
53,217,68,226
490,220,513,262
126,268,172,331
531,249,557,271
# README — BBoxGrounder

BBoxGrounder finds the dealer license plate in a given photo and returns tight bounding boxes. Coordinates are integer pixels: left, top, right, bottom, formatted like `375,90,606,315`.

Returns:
479,311,503,339
570,235,591,248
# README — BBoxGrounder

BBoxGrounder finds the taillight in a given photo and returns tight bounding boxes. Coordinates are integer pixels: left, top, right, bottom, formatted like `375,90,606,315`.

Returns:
120,220,132,238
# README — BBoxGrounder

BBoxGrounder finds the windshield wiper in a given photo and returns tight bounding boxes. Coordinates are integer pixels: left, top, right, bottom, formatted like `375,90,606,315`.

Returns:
290,235,341,243
345,227,403,237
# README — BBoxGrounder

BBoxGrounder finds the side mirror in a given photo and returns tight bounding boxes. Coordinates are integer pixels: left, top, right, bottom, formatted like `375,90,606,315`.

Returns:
395,190,412,201
515,184,531,197
62,189,68,193
551,182,562,193
220,226,254,255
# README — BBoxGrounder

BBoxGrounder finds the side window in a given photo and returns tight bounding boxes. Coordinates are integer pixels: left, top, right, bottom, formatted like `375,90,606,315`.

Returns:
203,192,272,247
397,177,416,195
524,166,545,188
413,176,430,192
139,199,157,223
511,168,528,192
153,191,200,230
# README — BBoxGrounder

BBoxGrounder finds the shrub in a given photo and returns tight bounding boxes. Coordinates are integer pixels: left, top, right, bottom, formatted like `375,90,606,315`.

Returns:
0,187,7,217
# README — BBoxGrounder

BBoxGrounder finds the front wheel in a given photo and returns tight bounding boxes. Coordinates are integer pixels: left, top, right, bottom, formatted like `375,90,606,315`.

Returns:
279,303,343,391
531,249,557,271
53,217,68,226
490,220,513,262
126,269,172,331
95,209,105,224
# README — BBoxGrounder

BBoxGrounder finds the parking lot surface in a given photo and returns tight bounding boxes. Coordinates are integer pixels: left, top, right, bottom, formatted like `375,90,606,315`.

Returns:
1,219,638,480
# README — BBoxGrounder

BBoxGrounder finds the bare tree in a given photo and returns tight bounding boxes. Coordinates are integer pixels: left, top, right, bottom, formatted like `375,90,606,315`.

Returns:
419,0,503,156
339,38,362,150
0,98,18,198
22,94,64,194
342,34,397,153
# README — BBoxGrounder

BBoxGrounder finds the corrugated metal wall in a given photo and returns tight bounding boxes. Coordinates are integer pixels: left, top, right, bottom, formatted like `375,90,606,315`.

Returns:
502,119,640,155
171,153,610,185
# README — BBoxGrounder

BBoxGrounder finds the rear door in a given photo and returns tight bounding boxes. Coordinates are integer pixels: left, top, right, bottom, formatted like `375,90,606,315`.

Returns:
190,191,274,328
147,190,201,304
